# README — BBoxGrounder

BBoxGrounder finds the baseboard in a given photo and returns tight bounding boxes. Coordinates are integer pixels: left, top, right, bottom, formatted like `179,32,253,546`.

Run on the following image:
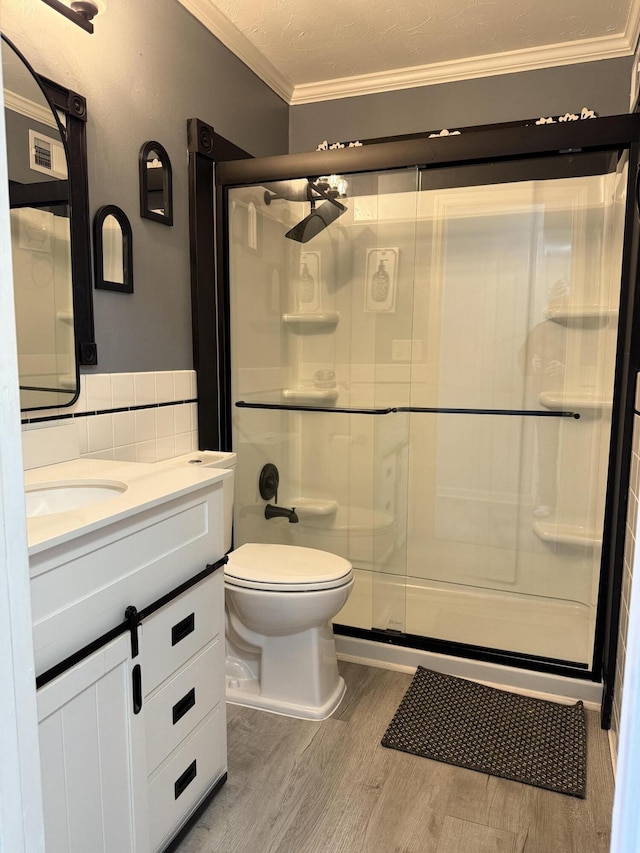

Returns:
608,728,619,775
336,634,603,710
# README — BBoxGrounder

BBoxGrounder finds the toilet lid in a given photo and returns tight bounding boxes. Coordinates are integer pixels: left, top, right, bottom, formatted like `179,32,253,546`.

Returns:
225,543,353,591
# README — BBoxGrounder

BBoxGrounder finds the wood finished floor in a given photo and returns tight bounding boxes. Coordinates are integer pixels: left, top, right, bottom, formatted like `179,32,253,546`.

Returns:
174,662,614,853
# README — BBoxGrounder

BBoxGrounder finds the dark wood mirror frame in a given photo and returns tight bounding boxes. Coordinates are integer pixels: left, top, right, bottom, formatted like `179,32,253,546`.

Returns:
3,34,97,370
39,75,97,365
139,140,173,225
93,204,134,293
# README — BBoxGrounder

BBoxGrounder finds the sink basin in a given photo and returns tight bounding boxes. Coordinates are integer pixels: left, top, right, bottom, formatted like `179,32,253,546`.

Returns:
25,480,127,518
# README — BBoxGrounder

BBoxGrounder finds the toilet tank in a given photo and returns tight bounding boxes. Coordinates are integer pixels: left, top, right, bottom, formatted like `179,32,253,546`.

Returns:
159,451,236,552
196,452,236,553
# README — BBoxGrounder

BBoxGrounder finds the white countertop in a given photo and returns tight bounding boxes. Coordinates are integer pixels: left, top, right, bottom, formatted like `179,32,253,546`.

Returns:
25,457,231,556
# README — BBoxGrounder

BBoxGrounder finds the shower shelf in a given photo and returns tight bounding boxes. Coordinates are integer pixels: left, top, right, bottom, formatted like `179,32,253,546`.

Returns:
538,391,612,412
281,388,339,403
543,304,617,323
533,521,602,549
282,312,340,329
288,498,338,518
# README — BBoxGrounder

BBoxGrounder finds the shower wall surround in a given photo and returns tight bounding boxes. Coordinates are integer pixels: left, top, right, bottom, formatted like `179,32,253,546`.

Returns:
21,371,198,464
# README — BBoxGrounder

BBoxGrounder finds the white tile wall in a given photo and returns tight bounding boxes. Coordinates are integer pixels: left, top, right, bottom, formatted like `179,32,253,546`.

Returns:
21,370,199,466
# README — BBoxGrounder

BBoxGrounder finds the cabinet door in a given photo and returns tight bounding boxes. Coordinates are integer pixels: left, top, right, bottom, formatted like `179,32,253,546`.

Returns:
37,634,148,853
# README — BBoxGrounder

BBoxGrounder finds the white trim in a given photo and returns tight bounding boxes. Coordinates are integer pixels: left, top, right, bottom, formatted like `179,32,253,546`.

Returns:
291,33,636,105
609,729,619,777
335,635,603,709
3,90,58,129
178,0,640,105
0,61,46,850
629,27,640,110
175,0,294,103
610,506,640,851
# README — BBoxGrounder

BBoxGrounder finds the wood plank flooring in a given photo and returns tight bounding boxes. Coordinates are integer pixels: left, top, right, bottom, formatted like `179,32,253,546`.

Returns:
174,662,614,853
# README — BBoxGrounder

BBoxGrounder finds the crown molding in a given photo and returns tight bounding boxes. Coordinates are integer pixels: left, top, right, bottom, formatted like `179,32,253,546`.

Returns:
179,0,640,107
176,0,294,102
291,32,637,104
3,90,57,129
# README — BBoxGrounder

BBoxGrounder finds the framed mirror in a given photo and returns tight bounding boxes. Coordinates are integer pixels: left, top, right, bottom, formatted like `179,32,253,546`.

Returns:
3,34,95,412
139,140,173,225
93,205,134,293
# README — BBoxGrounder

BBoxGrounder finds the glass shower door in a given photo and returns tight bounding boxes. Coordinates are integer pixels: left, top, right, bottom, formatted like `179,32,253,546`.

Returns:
226,147,627,669
228,170,418,640
405,152,627,666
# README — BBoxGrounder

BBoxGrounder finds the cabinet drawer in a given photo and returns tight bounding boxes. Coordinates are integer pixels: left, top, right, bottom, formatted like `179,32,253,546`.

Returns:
145,637,225,773
148,706,227,853
141,568,224,695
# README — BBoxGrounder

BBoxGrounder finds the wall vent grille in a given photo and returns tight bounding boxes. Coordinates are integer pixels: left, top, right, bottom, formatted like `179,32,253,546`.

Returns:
28,130,67,180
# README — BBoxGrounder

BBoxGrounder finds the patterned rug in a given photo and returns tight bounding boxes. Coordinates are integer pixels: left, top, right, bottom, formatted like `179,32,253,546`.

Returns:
381,666,586,798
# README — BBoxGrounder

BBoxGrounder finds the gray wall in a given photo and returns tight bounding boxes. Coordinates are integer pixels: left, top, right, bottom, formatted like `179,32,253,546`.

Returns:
2,0,288,373
289,58,633,152
3,0,634,371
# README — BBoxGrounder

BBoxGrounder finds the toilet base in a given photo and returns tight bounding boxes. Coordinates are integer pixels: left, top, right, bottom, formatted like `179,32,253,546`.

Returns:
225,671,347,720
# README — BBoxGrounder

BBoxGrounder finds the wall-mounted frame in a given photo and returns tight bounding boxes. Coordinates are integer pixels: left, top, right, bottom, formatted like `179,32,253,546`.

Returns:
139,140,173,225
93,205,134,293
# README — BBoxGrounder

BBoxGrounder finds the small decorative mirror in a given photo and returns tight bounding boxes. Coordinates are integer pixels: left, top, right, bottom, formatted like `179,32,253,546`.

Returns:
139,140,173,225
93,205,133,293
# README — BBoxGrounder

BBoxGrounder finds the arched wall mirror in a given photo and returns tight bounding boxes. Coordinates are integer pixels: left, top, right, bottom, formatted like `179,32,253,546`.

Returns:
2,35,95,412
139,140,173,225
93,205,134,293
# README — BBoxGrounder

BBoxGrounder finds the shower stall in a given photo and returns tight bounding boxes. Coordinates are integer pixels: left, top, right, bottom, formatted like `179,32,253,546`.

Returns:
206,116,640,710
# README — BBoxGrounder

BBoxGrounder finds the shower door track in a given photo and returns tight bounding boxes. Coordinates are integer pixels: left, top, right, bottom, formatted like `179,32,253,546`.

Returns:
235,400,579,418
334,624,593,680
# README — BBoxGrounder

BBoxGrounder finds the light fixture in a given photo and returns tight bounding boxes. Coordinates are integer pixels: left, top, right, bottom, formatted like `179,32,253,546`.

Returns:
41,0,107,34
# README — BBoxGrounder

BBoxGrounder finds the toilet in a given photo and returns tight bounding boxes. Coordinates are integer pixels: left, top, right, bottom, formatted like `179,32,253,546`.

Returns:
174,450,354,719
225,543,354,719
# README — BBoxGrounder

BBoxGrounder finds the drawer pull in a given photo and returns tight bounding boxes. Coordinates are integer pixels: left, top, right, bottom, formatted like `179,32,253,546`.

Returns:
172,687,196,725
171,612,195,646
174,759,197,800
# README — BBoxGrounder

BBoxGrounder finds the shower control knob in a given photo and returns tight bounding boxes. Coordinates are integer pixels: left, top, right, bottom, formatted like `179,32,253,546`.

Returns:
259,463,280,501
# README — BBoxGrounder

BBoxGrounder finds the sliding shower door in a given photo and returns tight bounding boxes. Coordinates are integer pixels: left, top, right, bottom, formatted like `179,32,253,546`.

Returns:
228,170,418,639
225,142,628,672
406,153,626,666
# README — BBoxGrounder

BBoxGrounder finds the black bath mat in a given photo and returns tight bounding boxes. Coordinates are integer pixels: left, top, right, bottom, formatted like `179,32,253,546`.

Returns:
381,667,586,798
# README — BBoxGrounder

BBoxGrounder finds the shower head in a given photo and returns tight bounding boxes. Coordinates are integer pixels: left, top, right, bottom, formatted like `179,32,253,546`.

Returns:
267,178,347,243
285,198,346,243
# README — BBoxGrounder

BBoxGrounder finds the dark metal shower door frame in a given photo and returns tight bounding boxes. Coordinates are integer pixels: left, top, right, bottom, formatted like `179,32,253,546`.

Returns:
208,114,640,727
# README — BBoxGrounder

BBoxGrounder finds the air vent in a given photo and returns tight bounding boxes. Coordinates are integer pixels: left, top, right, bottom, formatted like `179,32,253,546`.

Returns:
28,129,67,179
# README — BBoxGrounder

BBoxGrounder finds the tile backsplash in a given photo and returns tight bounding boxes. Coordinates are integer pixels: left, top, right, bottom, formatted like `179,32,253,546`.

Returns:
21,371,198,466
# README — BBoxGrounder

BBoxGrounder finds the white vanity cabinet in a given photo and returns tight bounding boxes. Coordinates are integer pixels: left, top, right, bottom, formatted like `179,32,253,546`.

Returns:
28,461,232,853
36,562,228,853
37,634,149,853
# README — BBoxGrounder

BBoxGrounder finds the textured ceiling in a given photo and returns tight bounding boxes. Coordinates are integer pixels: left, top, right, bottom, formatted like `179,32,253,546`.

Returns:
179,0,639,102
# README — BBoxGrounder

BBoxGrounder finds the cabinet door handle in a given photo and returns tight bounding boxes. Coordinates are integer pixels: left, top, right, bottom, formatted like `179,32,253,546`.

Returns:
174,759,197,800
132,664,142,715
171,612,195,646
172,687,196,725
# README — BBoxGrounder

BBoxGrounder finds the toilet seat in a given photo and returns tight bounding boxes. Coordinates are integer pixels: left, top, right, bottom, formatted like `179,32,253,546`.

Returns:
225,543,353,592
